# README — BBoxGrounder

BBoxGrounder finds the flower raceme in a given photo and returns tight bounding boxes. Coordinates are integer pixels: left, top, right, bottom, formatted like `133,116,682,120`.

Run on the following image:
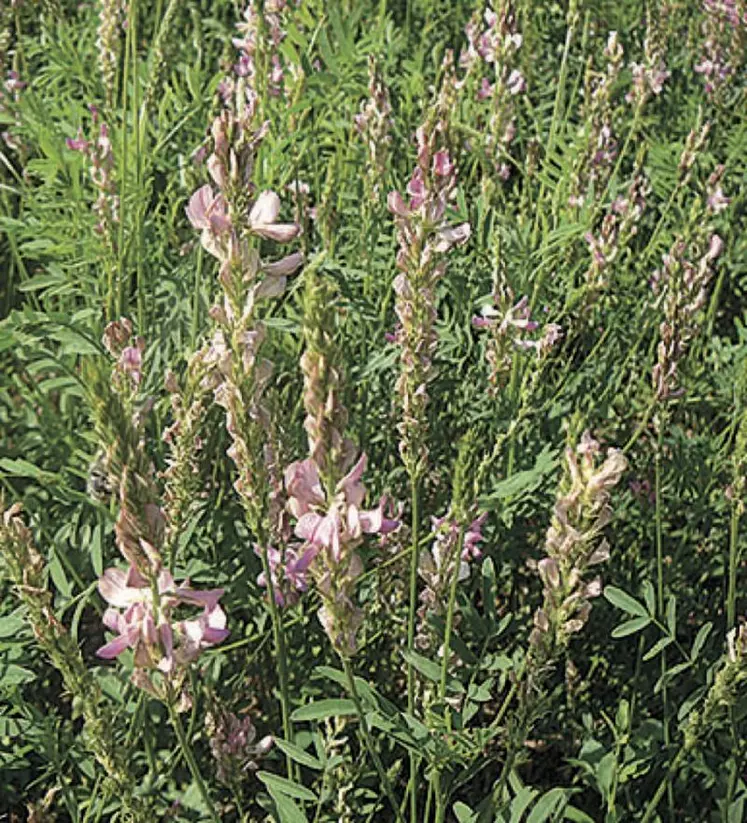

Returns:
530,432,627,655
97,565,229,675
285,455,398,561
280,454,399,655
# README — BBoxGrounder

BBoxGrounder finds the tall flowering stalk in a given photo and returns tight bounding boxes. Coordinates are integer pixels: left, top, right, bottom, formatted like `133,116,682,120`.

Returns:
186,28,303,764
641,624,747,823
493,432,627,807
473,287,562,394
0,502,149,822
569,31,625,209
161,365,208,569
284,273,397,655
66,110,120,249
694,0,746,97
88,320,227,819
460,1,525,182
387,57,470,818
354,55,394,209
582,170,649,308
97,0,124,109
529,432,627,658
283,271,403,821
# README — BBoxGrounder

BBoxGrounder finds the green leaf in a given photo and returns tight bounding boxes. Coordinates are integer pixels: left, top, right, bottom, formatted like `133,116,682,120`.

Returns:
481,445,559,506
257,771,317,803
666,595,677,635
526,787,567,823
691,622,712,660
643,636,673,661
267,785,309,823
402,650,464,693
291,700,356,722
509,787,538,823
481,557,497,623
604,586,649,618
611,616,650,638
0,664,36,687
642,580,656,616
273,738,324,770
564,805,597,823
0,615,26,639
453,801,477,823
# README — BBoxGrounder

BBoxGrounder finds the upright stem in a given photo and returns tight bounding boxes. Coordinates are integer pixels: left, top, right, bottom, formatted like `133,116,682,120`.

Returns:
342,657,405,823
727,503,740,629
654,415,673,816
406,473,421,823
258,537,294,779
640,748,686,823
168,696,220,823
433,526,466,823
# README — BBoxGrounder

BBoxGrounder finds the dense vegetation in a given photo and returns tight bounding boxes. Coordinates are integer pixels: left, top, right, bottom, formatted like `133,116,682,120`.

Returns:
0,0,745,820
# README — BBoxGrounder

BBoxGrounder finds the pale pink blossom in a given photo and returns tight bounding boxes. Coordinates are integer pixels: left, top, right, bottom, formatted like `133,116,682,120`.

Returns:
248,190,300,242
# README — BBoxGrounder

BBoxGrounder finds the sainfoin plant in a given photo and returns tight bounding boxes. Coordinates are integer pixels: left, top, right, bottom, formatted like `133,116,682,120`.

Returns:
0,0,745,821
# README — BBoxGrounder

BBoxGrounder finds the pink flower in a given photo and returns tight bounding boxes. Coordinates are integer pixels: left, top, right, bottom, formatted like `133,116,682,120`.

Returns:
96,566,229,672
249,191,300,242
256,544,318,606
186,185,231,234
507,69,526,95
477,77,493,100
285,454,399,561
432,150,454,178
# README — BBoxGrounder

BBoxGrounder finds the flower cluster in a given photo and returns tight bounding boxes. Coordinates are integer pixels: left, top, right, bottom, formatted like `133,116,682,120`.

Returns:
102,317,144,389
97,0,125,108
569,31,625,208
695,0,745,96
416,511,486,650
461,2,525,179
186,89,302,543
651,234,723,401
284,455,398,655
96,565,229,698
226,0,291,105
206,708,273,784
0,503,148,816
388,57,470,475
582,172,649,302
160,367,207,561
1,69,27,154
354,55,394,205
529,432,627,657
66,110,119,242
626,36,671,106
677,122,711,188
473,288,562,392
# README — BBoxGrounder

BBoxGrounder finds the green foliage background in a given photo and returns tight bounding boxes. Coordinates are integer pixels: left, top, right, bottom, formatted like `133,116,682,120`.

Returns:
0,0,745,820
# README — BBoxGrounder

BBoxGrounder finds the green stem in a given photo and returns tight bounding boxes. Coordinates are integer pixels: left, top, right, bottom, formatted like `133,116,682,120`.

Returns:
258,538,294,779
406,473,421,823
727,502,741,630
168,696,220,823
433,525,466,823
654,415,673,816
342,657,405,823
640,748,686,823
